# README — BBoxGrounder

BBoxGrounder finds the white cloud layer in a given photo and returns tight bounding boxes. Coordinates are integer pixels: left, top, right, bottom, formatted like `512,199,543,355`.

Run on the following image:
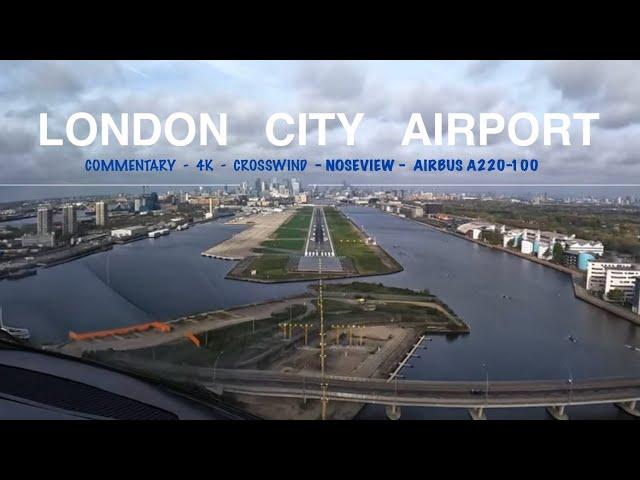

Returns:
0,60,638,187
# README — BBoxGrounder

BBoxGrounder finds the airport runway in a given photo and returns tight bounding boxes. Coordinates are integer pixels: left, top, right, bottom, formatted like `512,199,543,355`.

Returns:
299,207,342,272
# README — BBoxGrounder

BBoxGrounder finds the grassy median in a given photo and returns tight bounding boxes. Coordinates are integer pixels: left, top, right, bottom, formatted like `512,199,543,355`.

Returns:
256,206,312,253
323,207,399,275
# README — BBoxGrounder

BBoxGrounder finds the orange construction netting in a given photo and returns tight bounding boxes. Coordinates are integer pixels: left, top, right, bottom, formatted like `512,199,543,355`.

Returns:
69,321,171,341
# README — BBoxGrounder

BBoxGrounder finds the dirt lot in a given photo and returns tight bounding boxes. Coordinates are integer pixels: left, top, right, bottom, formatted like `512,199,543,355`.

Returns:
228,325,420,420
202,211,293,260
58,295,314,356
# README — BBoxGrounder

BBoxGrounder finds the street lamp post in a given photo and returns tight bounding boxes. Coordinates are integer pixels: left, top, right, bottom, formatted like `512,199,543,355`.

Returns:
302,366,307,404
213,349,225,381
483,363,489,406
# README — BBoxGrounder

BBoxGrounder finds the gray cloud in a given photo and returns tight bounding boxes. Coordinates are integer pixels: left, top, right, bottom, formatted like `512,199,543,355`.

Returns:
467,60,504,78
0,126,35,155
295,61,366,101
544,60,640,128
1,60,640,190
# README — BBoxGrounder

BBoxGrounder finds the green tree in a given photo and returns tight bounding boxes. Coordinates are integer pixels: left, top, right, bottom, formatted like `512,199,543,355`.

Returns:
482,230,503,245
607,289,625,304
552,242,564,262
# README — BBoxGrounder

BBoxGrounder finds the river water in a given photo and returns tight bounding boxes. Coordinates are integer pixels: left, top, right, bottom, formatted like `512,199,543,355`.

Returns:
2,206,639,419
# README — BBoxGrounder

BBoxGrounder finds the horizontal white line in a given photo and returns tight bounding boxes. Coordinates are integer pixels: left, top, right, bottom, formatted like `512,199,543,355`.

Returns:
0,184,241,187
308,184,640,187
0,183,637,187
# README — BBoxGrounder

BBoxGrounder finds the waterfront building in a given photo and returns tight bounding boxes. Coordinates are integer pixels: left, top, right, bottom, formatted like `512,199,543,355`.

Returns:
521,239,534,254
36,206,53,235
496,224,602,260
577,252,595,271
586,260,640,302
422,203,443,216
536,242,551,259
562,250,579,269
21,232,55,248
111,225,147,239
95,201,109,226
633,279,640,314
565,239,604,256
61,204,77,236
400,205,424,218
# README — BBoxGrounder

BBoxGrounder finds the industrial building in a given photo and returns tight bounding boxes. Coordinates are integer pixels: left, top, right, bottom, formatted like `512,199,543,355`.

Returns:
400,205,424,218
110,225,148,239
21,232,56,248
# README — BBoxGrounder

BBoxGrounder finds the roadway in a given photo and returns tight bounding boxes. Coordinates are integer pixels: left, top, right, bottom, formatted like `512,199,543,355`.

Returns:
203,369,640,410
102,359,640,415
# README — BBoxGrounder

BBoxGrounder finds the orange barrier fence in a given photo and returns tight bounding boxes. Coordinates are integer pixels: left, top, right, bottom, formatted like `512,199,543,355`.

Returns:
69,321,171,341
185,331,201,348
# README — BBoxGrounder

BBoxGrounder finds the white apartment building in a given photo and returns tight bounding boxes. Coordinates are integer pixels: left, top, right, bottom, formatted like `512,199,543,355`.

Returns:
521,239,534,254
586,261,640,301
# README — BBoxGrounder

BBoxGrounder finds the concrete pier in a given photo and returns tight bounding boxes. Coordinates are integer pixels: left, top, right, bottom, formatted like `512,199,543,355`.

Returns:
615,400,640,417
386,404,401,420
468,407,487,420
546,404,569,420
388,335,425,382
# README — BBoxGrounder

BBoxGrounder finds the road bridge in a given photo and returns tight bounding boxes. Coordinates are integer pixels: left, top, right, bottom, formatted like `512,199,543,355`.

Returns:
111,359,640,420
203,368,640,420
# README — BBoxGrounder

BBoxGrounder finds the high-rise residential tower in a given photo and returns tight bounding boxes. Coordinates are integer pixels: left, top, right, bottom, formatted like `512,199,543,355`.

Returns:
36,206,53,235
95,201,109,226
61,204,77,236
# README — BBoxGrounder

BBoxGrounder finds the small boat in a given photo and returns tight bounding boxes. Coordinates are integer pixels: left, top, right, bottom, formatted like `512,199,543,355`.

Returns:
1,325,30,340
0,307,30,341
625,344,640,351
568,335,577,343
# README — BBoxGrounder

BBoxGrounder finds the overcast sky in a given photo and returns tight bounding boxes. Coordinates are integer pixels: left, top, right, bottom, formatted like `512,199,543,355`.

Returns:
1,60,640,200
